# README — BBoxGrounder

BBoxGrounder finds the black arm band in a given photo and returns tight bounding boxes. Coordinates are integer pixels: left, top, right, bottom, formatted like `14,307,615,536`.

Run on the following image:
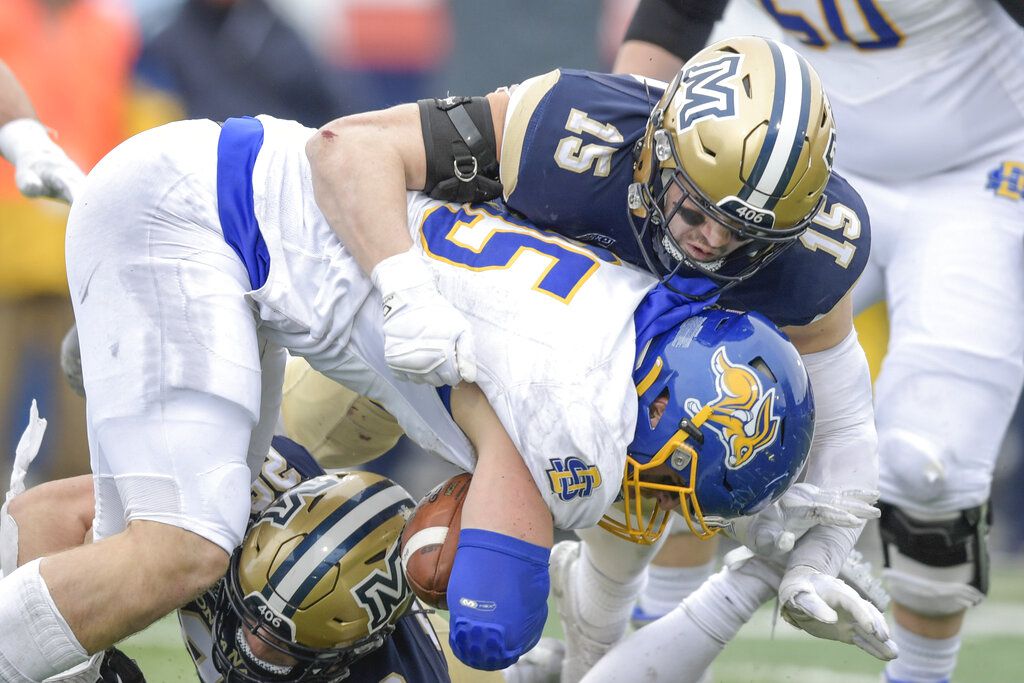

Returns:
418,96,503,203
624,0,729,62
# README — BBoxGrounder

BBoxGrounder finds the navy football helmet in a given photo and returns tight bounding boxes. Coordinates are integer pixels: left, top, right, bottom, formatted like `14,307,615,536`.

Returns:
628,37,836,295
600,308,814,544
212,472,415,682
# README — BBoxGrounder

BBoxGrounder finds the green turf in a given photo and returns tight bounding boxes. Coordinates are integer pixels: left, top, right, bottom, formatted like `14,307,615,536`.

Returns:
122,566,1024,682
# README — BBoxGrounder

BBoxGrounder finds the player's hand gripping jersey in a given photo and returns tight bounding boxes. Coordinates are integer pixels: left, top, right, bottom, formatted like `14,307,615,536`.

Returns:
331,195,659,531
227,115,662,531
177,436,450,683
499,68,871,326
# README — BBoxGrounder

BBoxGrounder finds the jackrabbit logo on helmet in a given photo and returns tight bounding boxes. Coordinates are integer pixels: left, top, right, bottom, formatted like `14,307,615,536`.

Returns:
684,347,780,470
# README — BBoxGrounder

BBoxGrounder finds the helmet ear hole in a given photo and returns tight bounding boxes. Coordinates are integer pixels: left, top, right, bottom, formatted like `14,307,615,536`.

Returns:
648,388,671,428
749,356,776,383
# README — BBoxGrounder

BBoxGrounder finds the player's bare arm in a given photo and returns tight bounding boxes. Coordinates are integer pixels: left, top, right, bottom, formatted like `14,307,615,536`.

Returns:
450,382,553,549
0,59,37,126
306,92,509,275
782,291,855,355
306,104,426,273
304,92,509,388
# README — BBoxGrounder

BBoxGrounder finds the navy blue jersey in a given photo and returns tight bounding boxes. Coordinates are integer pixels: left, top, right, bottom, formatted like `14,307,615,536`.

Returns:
500,69,870,327
179,437,451,682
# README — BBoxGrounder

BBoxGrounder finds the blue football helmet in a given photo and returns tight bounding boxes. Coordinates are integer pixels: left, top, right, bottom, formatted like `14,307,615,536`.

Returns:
599,308,814,544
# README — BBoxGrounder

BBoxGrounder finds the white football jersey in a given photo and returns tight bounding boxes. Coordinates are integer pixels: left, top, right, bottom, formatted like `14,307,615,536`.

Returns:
743,0,1024,180
246,116,654,529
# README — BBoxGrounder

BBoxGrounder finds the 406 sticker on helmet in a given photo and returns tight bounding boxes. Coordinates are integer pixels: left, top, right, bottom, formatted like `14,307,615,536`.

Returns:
719,198,775,229
242,593,296,641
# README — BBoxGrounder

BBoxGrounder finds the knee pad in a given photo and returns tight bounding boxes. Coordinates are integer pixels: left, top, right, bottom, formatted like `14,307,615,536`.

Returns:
447,529,550,671
879,428,949,505
878,501,991,616
281,357,403,467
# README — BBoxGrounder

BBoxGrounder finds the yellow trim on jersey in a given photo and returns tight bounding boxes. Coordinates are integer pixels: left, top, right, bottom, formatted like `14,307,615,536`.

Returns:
500,69,562,199
418,203,603,304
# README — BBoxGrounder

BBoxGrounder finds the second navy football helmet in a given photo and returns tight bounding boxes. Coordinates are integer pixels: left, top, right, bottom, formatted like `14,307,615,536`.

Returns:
212,472,416,682
600,308,815,544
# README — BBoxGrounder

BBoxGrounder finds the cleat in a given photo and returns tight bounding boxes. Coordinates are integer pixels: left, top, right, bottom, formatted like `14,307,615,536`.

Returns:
550,541,617,683
502,637,565,683
629,603,665,630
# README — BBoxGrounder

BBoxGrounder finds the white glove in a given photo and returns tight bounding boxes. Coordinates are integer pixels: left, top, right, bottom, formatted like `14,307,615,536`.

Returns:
0,118,85,204
729,484,880,556
60,323,85,397
6,400,47,503
779,565,898,661
371,249,477,387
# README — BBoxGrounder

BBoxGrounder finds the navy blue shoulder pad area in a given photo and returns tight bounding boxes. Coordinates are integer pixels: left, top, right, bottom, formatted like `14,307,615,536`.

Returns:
503,70,661,266
718,172,872,327
269,435,325,479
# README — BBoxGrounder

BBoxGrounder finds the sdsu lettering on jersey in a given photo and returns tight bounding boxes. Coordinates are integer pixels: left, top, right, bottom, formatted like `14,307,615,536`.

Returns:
500,68,870,326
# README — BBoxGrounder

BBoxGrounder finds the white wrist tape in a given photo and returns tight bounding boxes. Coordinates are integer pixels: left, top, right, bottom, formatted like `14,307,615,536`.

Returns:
0,118,54,167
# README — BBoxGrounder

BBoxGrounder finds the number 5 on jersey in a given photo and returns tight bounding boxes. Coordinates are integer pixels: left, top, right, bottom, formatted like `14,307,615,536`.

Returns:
419,204,605,302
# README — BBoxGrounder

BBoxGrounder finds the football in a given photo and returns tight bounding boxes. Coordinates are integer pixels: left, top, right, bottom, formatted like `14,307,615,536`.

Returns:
400,472,472,610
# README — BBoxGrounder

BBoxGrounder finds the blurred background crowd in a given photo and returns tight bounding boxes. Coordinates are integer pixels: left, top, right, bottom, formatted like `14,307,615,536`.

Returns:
2,0,1024,559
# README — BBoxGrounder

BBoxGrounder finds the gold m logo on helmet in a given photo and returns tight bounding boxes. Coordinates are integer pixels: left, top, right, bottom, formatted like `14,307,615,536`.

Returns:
685,348,781,470
673,53,743,133
352,538,411,633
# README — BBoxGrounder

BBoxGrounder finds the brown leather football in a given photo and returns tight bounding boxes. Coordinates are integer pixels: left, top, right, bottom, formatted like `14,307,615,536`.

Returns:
400,472,472,610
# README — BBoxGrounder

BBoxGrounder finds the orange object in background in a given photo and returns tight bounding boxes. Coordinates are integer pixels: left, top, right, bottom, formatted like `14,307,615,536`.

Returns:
0,0,139,193
0,0,139,296
327,0,452,71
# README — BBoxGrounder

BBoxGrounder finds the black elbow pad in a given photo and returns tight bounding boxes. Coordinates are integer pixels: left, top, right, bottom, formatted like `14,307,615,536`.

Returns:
418,96,502,203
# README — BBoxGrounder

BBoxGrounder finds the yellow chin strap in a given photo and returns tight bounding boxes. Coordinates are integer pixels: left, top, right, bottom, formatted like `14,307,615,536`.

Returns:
598,405,720,545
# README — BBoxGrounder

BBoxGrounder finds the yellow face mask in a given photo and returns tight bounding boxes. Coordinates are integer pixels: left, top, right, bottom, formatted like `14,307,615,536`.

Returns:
598,405,725,545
